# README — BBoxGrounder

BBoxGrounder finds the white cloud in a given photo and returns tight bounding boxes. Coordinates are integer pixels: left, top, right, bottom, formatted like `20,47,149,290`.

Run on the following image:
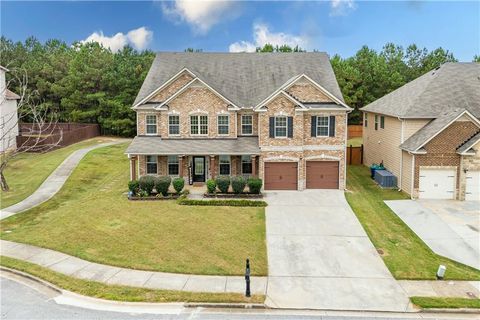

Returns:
161,0,237,34
330,0,357,16
82,27,153,52
229,23,309,53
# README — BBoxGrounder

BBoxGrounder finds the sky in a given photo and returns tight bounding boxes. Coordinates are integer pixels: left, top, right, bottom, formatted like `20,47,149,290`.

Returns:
1,1,479,61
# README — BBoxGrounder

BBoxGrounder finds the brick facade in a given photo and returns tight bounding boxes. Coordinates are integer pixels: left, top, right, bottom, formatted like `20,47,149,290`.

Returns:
150,73,194,102
460,143,480,200
286,80,333,103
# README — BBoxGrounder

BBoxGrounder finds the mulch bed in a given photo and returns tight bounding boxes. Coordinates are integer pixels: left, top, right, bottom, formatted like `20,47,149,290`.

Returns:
203,193,263,199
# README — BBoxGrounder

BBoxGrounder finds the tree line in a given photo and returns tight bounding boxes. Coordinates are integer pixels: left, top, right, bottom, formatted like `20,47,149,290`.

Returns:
1,37,476,136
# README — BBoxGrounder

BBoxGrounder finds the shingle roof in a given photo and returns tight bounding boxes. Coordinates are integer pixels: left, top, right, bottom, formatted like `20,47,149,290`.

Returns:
125,136,260,155
362,63,480,118
399,109,477,152
5,89,20,100
134,52,344,108
457,131,480,154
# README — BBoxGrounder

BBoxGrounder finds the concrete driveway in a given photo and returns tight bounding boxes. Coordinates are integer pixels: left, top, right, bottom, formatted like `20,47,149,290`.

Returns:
264,190,410,311
385,199,480,270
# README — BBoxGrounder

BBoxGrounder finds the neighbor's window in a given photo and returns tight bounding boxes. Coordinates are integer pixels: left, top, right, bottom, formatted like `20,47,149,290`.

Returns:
316,116,329,137
168,155,179,175
146,115,157,135
241,115,253,135
275,116,287,137
380,116,385,129
219,155,231,175
217,115,229,135
241,155,252,175
168,115,180,135
146,155,157,174
190,115,208,135
364,113,368,127
374,115,379,130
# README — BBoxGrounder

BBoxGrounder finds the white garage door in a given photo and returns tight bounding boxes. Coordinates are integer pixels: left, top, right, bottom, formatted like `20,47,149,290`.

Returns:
465,171,480,201
419,168,456,200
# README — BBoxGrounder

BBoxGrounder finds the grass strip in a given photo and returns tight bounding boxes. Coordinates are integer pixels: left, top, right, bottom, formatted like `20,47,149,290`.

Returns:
411,296,480,309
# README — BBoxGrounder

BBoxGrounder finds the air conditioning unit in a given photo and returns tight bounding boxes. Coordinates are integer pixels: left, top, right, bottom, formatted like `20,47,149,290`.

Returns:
374,169,397,188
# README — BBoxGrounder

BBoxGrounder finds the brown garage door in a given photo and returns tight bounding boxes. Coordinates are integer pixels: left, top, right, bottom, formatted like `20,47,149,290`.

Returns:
264,162,298,190
306,161,339,189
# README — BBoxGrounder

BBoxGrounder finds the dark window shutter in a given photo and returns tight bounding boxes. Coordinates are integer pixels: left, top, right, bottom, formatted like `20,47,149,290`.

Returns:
287,117,293,138
269,117,275,138
311,116,317,137
329,116,336,137
380,116,385,129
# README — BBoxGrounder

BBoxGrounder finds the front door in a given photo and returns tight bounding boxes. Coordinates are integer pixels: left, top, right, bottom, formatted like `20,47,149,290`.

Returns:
193,156,206,182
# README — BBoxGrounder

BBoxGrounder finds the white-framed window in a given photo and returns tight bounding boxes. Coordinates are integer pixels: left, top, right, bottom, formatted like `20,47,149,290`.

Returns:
168,115,180,135
274,116,287,137
146,155,157,174
168,155,179,175
217,115,229,135
241,155,252,175
364,113,368,127
380,116,385,129
374,115,379,130
146,115,157,135
219,155,231,175
241,115,253,135
316,116,329,137
191,115,208,135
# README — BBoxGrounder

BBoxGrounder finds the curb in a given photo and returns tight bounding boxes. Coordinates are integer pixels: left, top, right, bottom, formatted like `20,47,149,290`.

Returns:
1,266,62,294
185,302,265,309
420,308,480,314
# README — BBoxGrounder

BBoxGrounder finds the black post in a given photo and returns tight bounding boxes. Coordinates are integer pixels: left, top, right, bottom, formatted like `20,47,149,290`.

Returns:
361,144,364,164
245,258,251,297
349,144,353,165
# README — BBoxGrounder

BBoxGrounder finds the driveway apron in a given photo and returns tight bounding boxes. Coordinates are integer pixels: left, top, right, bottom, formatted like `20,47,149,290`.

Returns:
264,190,410,311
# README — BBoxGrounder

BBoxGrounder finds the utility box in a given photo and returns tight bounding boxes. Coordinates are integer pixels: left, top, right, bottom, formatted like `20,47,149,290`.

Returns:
374,170,397,188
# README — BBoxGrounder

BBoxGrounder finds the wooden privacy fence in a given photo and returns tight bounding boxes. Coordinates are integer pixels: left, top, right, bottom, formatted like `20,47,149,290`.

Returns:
347,125,363,139
347,144,363,165
17,123,100,152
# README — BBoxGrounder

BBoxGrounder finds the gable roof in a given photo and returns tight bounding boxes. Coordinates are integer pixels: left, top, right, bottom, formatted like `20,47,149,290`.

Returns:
133,52,345,108
457,131,480,155
5,89,20,100
362,63,480,118
400,109,480,152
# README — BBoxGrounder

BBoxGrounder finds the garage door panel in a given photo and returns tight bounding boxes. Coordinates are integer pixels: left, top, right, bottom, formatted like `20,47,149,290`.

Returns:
265,162,298,190
419,168,456,200
465,171,480,201
306,161,339,189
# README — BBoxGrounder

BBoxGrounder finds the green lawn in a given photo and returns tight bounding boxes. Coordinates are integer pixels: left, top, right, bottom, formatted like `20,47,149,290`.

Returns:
345,165,480,280
0,143,267,276
347,137,363,147
1,256,264,304
411,296,480,309
1,137,119,209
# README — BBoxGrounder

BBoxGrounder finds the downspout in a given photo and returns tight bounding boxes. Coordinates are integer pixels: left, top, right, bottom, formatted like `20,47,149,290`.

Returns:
398,117,405,192
345,108,353,191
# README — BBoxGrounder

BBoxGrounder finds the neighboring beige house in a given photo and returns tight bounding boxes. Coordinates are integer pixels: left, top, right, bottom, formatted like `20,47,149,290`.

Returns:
0,66,20,153
126,52,352,190
363,62,480,201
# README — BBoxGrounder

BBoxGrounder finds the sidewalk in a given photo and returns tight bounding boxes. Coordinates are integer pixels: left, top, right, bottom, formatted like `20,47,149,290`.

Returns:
1,140,128,220
0,240,267,295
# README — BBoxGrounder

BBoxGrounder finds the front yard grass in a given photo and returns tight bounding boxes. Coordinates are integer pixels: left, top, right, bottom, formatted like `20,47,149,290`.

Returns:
0,137,119,209
346,165,480,280
411,296,480,309
1,256,264,303
0,143,267,276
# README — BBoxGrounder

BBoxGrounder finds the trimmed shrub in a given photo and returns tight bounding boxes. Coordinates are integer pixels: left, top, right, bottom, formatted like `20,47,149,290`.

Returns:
139,175,155,195
247,178,263,194
155,176,172,196
206,179,217,194
172,177,185,193
231,176,247,194
215,176,230,193
128,180,139,195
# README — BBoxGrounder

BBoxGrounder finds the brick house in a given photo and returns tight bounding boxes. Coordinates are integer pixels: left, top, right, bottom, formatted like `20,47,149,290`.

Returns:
362,62,480,200
126,52,352,190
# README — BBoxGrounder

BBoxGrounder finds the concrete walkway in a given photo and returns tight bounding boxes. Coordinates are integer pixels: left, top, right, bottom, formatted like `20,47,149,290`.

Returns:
385,200,480,270
264,190,410,312
1,140,128,220
0,240,267,294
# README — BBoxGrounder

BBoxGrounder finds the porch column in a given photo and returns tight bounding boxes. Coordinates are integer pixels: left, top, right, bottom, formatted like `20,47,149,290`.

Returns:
130,156,138,180
251,155,257,177
210,155,215,179
178,155,184,178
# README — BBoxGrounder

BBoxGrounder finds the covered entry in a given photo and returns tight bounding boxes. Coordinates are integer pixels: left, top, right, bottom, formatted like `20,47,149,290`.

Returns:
306,161,339,189
264,162,298,190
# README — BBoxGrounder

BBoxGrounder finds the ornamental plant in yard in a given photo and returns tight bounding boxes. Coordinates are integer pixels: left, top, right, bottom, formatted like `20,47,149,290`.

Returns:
231,176,246,194
128,180,139,195
247,178,262,194
215,176,230,193
155,176,171,196
172,177,185,193
139,175,155,195
206,179,217,194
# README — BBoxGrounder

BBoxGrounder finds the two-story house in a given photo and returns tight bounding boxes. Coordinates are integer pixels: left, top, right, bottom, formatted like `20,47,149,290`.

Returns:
126,52,351,190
